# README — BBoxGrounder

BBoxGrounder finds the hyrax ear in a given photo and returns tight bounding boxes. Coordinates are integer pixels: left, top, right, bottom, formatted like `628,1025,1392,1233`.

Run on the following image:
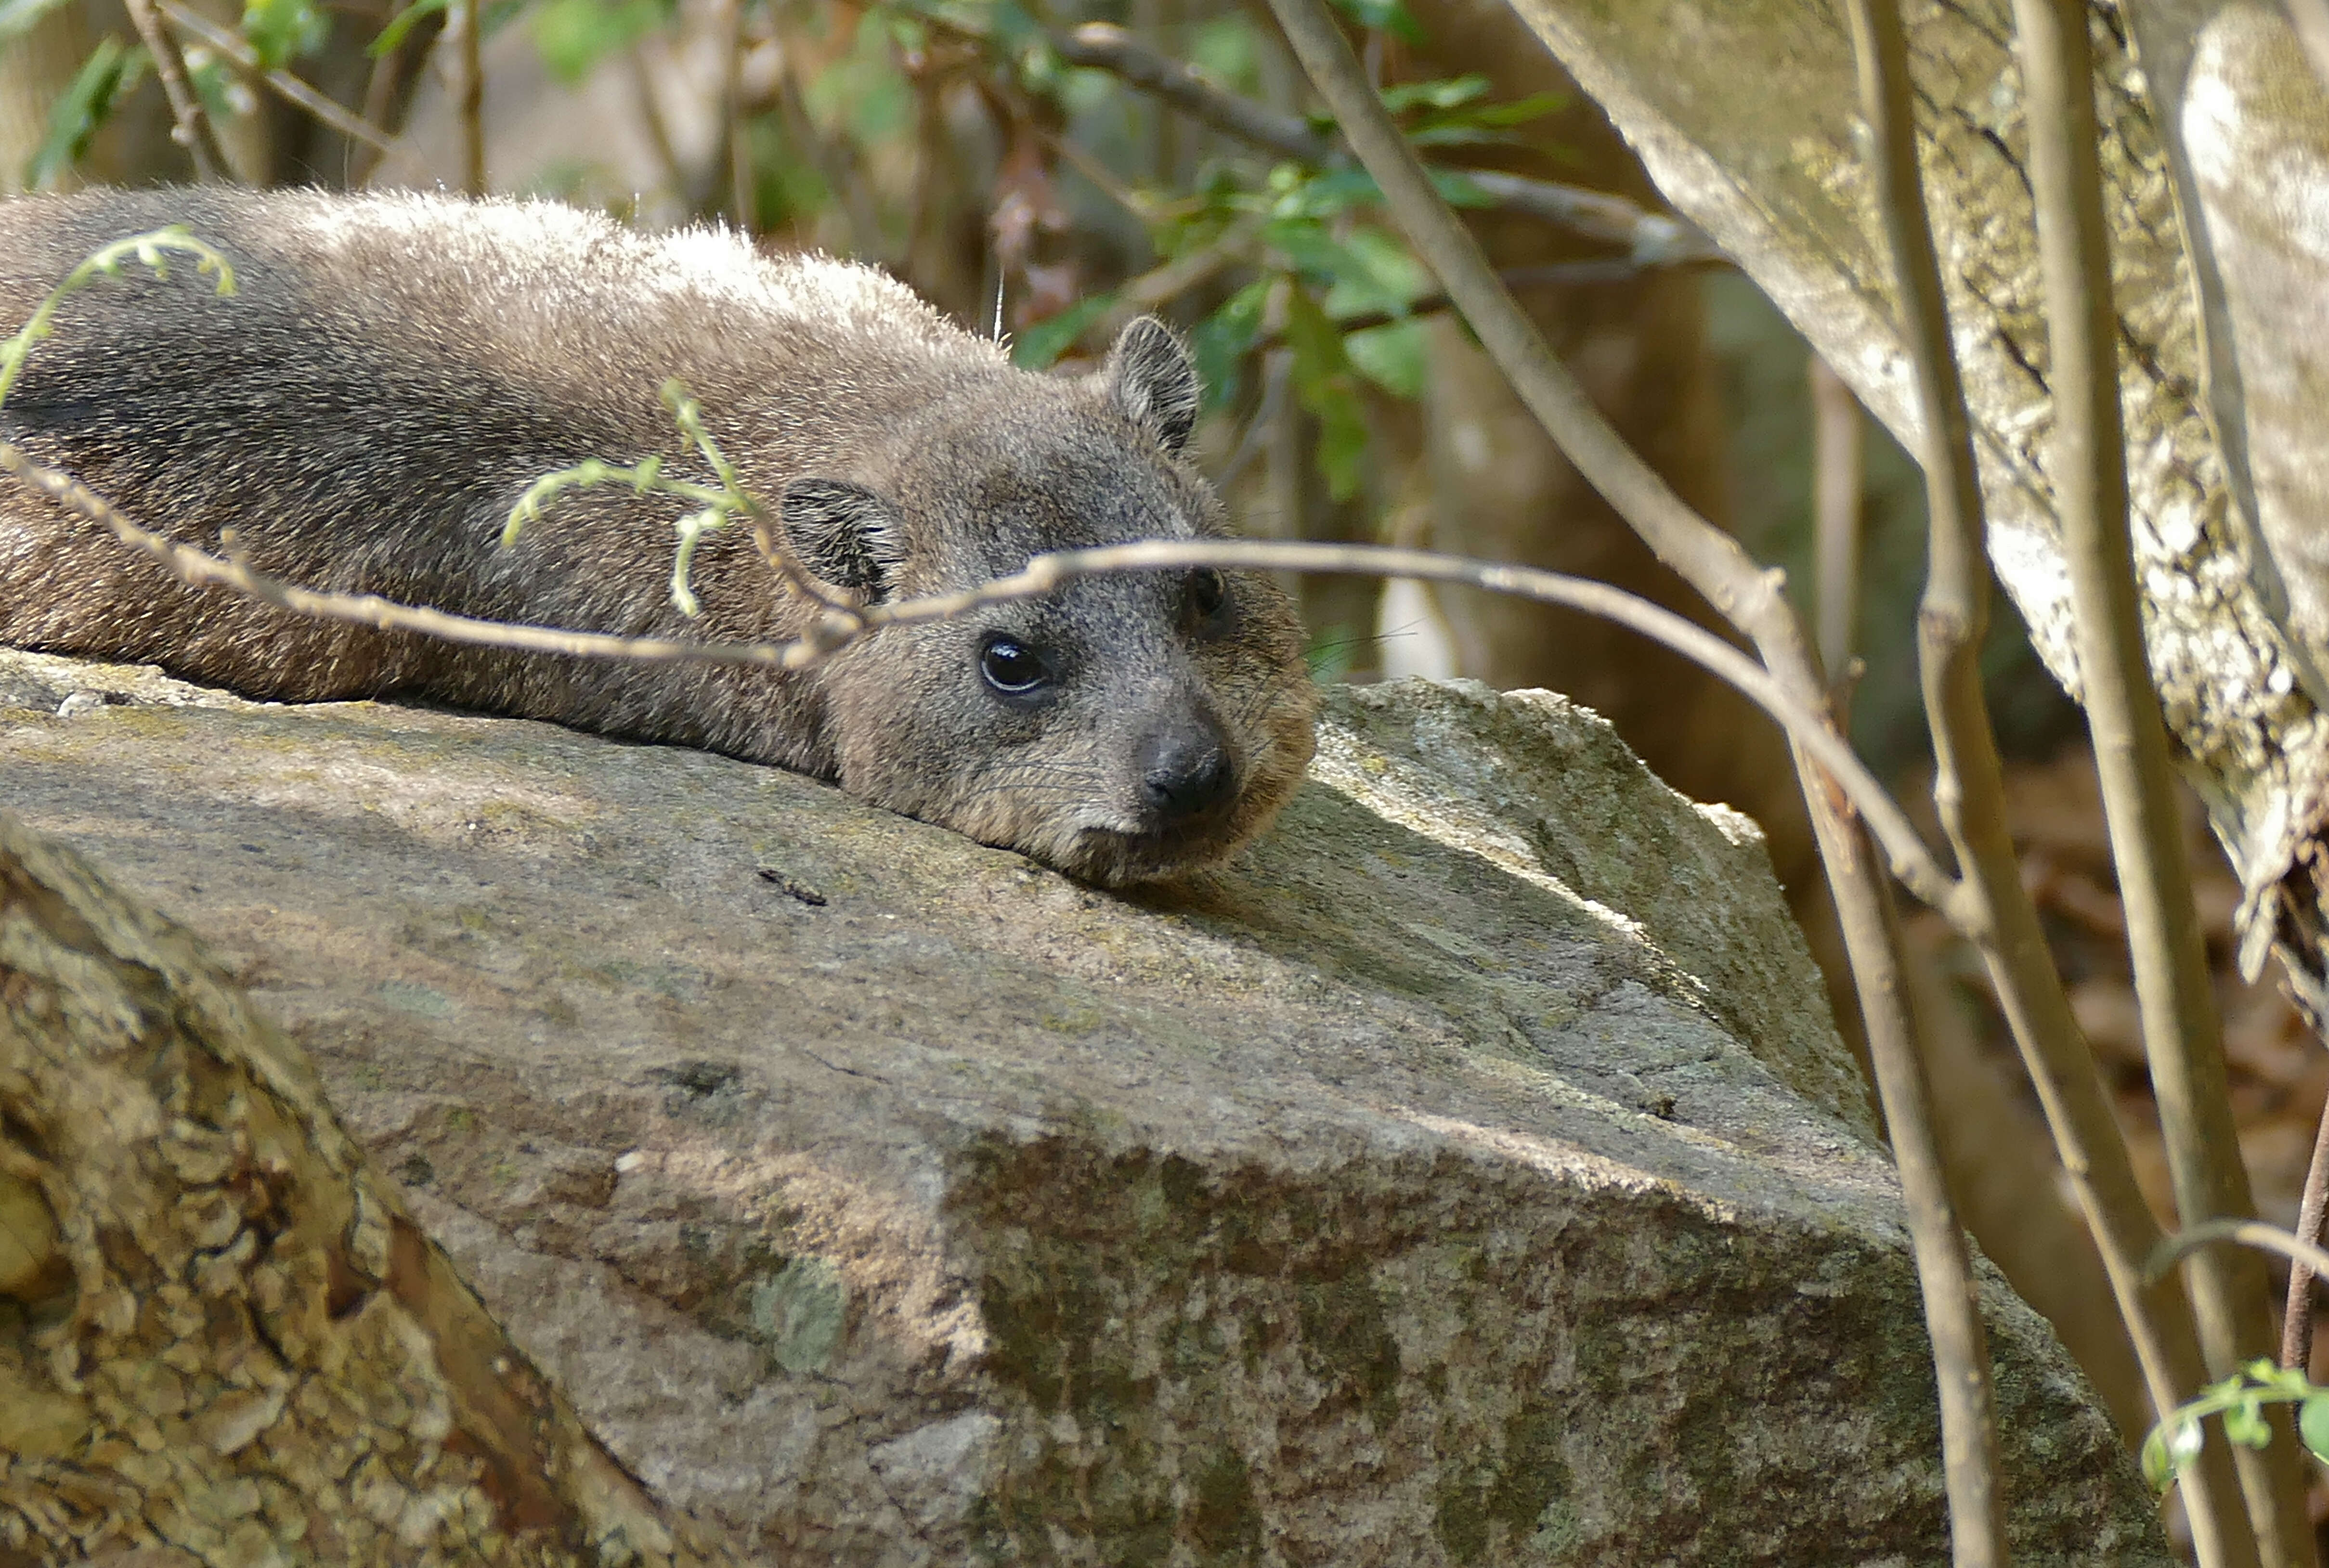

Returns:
1106,316,1201,455
779,477,908,599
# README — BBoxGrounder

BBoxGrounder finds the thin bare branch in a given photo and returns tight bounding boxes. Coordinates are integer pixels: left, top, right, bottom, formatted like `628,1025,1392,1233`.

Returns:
1843,0,2233,1557
1042,127,1167,224
1450,170,1713,265
2156,1221,2329,1290
1848,0,2289,1553
995,16,1722,265
1250,9,2003,1561
124,0,223,181
1090,217,1266,344
1053,20,1330,162
1254,0,1796,673
0,438,1948,909
158,0,398,156
2017,0,2309,1550
1809,355,1865,689
0,443,830,671
627,45,691,204
1295,259,1725,344
351,40,409,186
2281,1101,2329,1369
455,0,485,194
717,0,752,230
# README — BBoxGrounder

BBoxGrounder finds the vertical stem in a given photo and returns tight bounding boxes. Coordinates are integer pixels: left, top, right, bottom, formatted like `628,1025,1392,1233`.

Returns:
1808,804,2007,1567
123,0,222,182
2014,0,2310,1555
1841,0,2277,1557
1257,0,2007,1560
774,49,883,260
351,43,405,187
2281,1097,2329,1370
455,0,485,195
719,0,753,231
1809,355,1866,690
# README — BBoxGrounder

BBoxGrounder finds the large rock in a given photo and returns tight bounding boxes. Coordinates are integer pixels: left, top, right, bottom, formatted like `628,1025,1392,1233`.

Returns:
0,648,2162,1564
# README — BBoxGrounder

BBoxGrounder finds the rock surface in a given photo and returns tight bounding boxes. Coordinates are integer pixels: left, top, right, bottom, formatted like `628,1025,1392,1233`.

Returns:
0,648,2163,1564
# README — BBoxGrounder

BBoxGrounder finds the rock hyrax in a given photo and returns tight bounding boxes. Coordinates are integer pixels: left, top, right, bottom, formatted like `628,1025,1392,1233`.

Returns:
0,188,1317,885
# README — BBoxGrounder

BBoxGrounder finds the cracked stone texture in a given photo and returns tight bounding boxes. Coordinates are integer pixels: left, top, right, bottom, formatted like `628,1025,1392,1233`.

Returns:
0,648,2165,1565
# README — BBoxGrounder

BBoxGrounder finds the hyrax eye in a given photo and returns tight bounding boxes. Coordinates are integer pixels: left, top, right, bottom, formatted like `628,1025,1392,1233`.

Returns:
979,634,1053,697
1187,568,1229,622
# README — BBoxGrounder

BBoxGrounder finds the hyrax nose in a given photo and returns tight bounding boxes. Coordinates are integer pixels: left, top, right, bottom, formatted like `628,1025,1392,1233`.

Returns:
1138,722,1236,822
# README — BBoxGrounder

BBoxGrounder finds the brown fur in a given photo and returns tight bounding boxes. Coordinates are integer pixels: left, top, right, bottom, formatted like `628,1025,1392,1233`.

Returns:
0,188,1316,885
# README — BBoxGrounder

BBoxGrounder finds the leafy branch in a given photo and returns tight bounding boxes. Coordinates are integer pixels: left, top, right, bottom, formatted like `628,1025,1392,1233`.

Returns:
2142,1361,2329,1493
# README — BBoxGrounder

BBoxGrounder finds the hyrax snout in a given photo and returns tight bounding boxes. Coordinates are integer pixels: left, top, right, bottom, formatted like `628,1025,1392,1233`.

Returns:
0,187,1318,885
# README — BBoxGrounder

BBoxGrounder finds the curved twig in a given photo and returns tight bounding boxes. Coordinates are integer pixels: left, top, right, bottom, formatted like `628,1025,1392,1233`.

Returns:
157,0,399,156
2151,1221,2329,1292
123,0,223,181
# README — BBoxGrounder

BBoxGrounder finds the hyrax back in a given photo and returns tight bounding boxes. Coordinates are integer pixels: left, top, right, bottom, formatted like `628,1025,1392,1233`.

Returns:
0,187,1316,885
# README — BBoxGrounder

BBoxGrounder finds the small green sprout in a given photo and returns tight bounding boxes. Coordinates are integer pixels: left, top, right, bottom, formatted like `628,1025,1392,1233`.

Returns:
500,378,765,617
0,226,235,412
2141,1359,2329,1493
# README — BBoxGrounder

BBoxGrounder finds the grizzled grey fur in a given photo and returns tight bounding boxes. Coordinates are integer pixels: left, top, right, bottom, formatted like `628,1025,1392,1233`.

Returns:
0,188,1317,885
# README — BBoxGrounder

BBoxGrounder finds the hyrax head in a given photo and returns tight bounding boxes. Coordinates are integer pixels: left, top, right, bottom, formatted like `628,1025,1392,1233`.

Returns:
779,317,1317,886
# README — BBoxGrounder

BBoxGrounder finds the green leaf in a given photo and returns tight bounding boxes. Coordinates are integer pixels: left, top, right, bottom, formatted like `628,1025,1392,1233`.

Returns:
1464,90,1567,128
2142,1408,2213,1491
1324,0,1421,43
1379,75,1488,115
1424,168,1500,209
1283,290,1368,501
26,38,148,192
241,0,327,67
1313,388,1368,500
1188,14,1260,93
0,0,74,43
1192,277,1271,413
531,0,664,85
1010,296,1114,371
1320,227,1427,317
1261,219,1360,284
370,0,446,57
1405,125,1522,150
1281,285,1347,396
2140,1428,2174,1492
1344,319,1426,399
2300,1393,2329,1464
1269,165,1379,220
186,54,246,122
2223,1399,2272,1450
1399,84,1566,150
